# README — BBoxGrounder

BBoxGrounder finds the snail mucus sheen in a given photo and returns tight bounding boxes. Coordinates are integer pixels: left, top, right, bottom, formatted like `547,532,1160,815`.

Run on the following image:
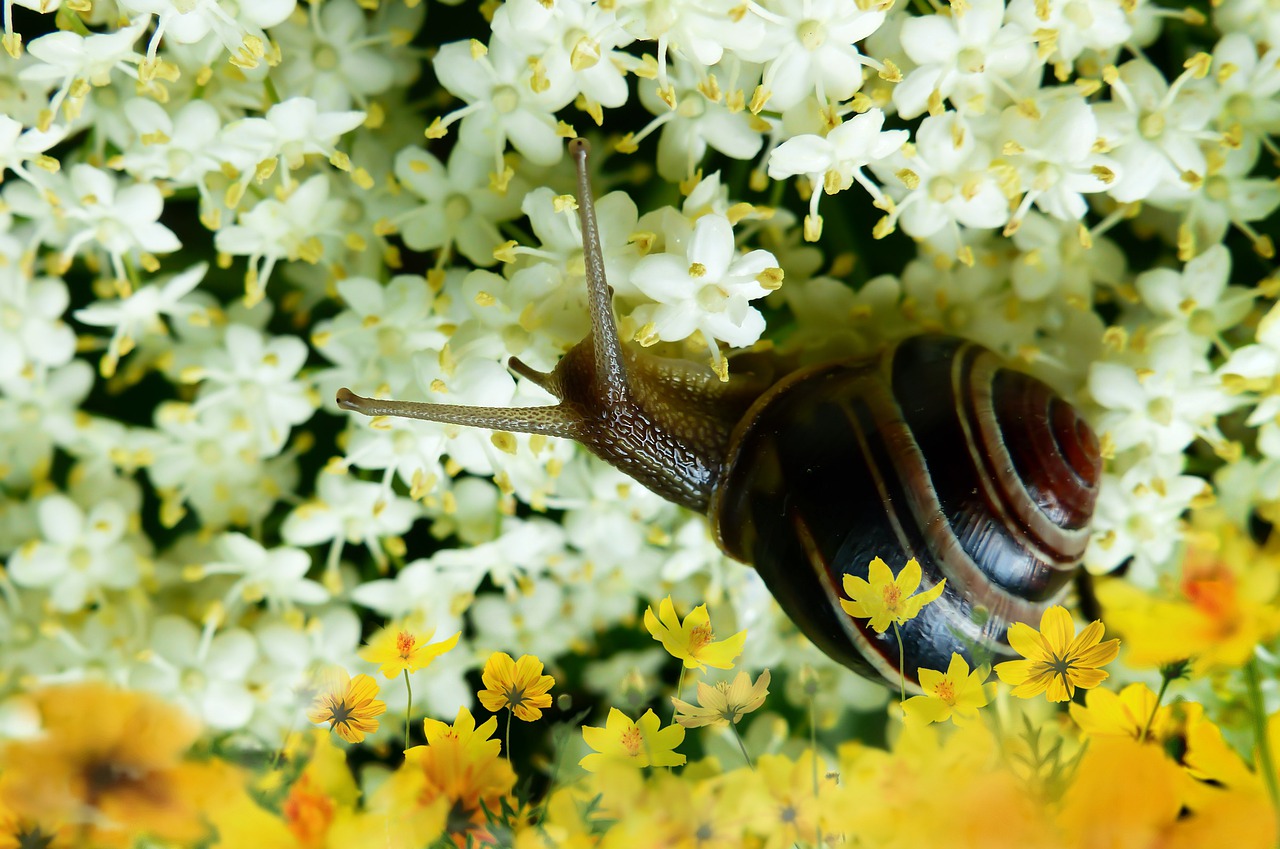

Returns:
337,138,1103,691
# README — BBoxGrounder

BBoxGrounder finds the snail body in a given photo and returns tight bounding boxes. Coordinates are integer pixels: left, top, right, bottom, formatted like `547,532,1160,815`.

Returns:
338,139,1102,689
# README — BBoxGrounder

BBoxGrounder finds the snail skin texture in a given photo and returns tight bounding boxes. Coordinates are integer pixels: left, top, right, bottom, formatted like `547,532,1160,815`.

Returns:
337,138,1103,691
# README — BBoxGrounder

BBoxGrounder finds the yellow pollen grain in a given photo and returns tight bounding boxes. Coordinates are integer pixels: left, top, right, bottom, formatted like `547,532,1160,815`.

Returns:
934,679,956,704
621,725,643,757
396,631,416,657
688,262,707,278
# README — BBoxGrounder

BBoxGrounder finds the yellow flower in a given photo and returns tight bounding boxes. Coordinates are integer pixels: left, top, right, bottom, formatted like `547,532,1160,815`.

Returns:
477,652,555,721
840,556,945,634
357,619,460,679
306,668,387,744
0,682,228,849
901,653,990,725
1096,513,1280,674
579,708,686,771
1068,682,1172,742
672,669,770,728
643,596,747,671
995,606,1120,702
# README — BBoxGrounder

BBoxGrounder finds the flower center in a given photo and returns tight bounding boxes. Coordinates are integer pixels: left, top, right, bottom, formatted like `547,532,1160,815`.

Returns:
444,194,472,221
621,725,643,757
928,177,956,203
396,630,416,658
797,19,826,51
492,85,520,114
1139,111,1166,140
933,679,957,705
881,583,902,610
313,45,340,71
958,47,985,73
688,623,713,653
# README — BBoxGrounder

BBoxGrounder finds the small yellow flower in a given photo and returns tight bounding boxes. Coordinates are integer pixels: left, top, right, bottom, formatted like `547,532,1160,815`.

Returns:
995,606,1120,702
901,653,990,725
840,557,945,634
358,619,460,679
477,652,555,722
643,596,746,671
672,669,771,728
306,668,387,744
1068,682,1172,742
579,708,686,772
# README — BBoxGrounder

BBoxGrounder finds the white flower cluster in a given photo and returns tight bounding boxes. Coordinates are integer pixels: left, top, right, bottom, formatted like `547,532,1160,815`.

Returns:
0,0,1276,743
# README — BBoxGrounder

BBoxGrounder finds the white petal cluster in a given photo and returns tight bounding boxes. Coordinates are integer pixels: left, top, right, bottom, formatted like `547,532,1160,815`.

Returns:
0,0,1277,744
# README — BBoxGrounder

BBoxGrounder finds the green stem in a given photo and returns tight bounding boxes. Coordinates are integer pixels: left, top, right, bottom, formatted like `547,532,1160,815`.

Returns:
1245,658,1280,833
730,722,754,770
671,666,687,725
263,72,282,105
505,708,513,761
403,670,413,752
893,623,907,705
1140,673,1173,743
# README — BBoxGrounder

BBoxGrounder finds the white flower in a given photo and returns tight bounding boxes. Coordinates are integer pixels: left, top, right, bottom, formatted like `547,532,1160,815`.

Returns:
7,494,143,612
0,362,93,489
871,111,1009,250
21,17,148,120
1094,59,1216,205
0,268,75,380
894,0,1033,119
635,56,765,181
1221,303,1280,458
215,174,347,298
0,115,65,186
430,37,577,172
1089,334,1237,455
1083,453,1208,581
738,0,885,112
281,472,420,573
116,99,223,186
130,615,258,731
199,533,328,613
59,165,182,280
618,0,764,72
490,0,635,117
219,97,364,187
118,0,294,69
272,0,405,110
630,213,781,369
1006,0,1131,69
1135,245,1252,343
391,146,524,266
999,91,1120,225
471,579,580,660
74,262,207,379
768,108,907,237
186,323,315,456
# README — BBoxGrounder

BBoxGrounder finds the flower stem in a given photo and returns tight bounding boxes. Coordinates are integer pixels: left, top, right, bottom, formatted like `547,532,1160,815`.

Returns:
505,708,513,761
1245,658,1280,831
1140,672,1174,742
892,623,907,705
402,669,413,752
730,722,754,770
671,666,687,725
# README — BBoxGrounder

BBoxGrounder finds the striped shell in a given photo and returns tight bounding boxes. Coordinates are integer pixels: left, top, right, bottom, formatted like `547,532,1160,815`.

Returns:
709,335,1102,688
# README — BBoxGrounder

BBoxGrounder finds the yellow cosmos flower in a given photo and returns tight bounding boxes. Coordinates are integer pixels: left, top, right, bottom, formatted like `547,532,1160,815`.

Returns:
579,708,686,772
901,653,990,725
643,596,747,671
840,557,945,634
357,619,460,679
995,606,1120,702
672,669,771,728
0,682,229,849
1068,682,1172,742
306,668,387,744
477,652,556,722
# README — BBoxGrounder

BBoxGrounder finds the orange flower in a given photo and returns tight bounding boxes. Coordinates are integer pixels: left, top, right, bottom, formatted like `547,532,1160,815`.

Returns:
0,682,226,849
477,652,556,722
306,668,386,744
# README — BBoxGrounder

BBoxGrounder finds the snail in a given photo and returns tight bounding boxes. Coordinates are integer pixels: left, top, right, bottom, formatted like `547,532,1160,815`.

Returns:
337,138,1102,690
